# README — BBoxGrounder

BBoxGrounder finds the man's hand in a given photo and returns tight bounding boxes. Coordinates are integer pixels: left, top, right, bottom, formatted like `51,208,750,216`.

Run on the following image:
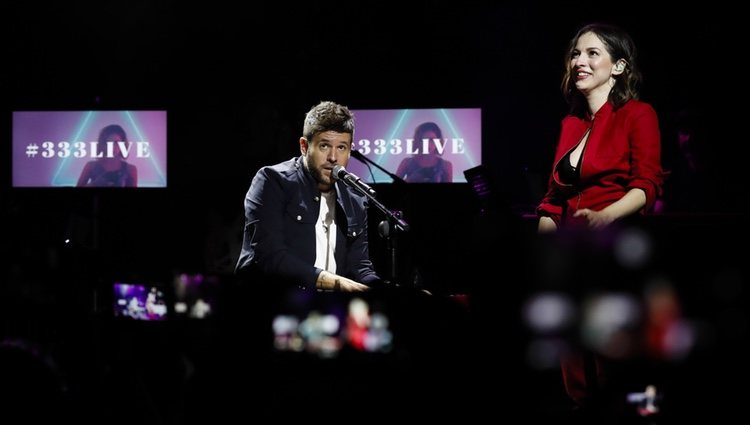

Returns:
335,277,370,292
316,271,369,292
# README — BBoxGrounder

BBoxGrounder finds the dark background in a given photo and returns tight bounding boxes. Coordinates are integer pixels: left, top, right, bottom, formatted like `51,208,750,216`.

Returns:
3,1,743,279
2,2,747,423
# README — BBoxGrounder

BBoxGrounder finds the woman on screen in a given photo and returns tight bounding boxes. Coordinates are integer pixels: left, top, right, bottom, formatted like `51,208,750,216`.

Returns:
395,121,453,183
76,124,138,187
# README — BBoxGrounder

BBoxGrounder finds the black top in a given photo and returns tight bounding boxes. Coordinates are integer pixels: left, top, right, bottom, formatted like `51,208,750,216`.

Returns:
89,161,134,187
557,148,582,187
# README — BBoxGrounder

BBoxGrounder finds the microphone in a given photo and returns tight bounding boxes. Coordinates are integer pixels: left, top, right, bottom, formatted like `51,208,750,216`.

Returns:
332,164,377,197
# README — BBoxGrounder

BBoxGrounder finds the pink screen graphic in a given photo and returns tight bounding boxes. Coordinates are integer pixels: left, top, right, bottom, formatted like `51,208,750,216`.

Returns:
12,110,167,188
347,108,481,183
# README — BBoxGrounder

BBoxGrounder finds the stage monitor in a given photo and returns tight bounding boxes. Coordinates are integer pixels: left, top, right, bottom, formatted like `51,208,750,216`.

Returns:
272,292,393,358
348,108,481,183
113,282,168,321
12,110,167,188
172,273,220,320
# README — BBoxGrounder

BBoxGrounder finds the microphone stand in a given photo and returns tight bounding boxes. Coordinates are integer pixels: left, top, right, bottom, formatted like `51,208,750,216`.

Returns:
362,186,409,286
351,151,407,185
344,158,410,286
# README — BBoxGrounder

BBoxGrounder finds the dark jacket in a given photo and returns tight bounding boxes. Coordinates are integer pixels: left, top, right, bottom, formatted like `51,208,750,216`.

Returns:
235,156,380,289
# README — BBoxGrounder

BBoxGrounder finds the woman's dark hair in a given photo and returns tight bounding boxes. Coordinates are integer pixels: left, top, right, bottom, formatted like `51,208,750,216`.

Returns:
562,23,642,115
98,124,128,144
413,121,443,141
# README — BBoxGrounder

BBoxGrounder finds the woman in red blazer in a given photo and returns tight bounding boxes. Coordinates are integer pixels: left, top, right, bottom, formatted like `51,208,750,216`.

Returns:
536,23,664,420
537,24,662,231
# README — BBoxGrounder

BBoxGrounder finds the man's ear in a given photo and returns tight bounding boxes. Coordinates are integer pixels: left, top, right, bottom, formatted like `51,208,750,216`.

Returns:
300,137,309,155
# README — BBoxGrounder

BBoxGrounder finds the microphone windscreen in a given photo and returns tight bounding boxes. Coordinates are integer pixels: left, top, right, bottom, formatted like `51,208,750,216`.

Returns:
331,164,346,181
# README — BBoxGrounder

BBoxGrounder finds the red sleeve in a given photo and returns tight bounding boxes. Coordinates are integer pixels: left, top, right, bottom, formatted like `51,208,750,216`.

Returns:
537,171,563,226
626,103,663,212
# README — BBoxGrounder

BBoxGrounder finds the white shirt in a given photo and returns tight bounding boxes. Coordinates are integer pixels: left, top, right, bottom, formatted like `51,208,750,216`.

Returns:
314,191,337,273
